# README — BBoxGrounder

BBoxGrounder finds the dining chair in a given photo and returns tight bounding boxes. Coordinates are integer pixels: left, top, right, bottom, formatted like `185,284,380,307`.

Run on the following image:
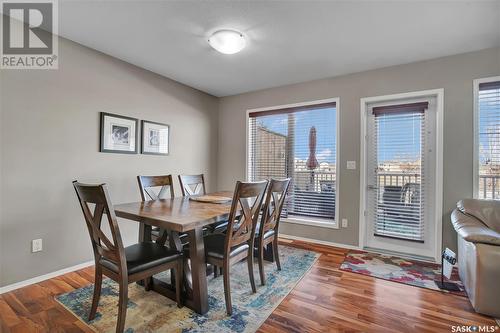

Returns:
137,175,175,244
178,174,206,196
178,174,228,233
255,178,291,285
203,180,268,315
73,181,183,333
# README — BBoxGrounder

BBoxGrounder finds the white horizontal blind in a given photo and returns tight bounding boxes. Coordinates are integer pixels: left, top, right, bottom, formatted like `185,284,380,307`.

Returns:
478,81,500,199
369,103,426,242
248,103,336,220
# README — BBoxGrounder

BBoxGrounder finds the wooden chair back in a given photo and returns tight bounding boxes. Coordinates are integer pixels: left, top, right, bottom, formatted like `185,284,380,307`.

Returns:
259,178,291,237
225,180,268,251
72,181,126,269
137,175,175,201
178,174,206,196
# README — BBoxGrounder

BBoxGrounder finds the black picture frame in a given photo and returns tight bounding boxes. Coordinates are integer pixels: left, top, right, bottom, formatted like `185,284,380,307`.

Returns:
99,112,139,154
141,120,170,156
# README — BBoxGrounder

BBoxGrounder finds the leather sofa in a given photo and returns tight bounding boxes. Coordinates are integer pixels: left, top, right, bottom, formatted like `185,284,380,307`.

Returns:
451,199,500,318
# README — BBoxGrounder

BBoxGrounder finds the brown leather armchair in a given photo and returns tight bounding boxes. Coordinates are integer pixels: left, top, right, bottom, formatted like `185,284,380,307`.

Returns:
451,199,500,318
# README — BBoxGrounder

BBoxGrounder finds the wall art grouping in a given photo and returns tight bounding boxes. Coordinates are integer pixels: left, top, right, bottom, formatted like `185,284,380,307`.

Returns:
100,112,169,155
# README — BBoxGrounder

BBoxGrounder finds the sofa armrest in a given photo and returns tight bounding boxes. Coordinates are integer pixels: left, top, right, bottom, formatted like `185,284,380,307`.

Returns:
451,209,500,246
458,199,500,233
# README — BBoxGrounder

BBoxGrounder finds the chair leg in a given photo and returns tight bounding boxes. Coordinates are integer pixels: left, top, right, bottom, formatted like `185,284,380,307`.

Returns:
247,251,257,293
170,268,176,285
258,245,266,286
89,266,102,320
116,278,128,333
175,261,183,308
222,264,232,315
144,276,153,291
213,265,219,278
273,239,281,271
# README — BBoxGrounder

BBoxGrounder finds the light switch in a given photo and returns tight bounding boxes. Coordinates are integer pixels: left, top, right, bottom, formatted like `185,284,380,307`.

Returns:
32,239,43,253
346,161,356,170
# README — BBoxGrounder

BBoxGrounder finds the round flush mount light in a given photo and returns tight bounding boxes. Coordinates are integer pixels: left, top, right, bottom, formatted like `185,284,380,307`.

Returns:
208,29,246,55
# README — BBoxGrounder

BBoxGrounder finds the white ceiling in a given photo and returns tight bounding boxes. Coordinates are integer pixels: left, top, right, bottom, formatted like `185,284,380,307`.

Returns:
58,0,500,97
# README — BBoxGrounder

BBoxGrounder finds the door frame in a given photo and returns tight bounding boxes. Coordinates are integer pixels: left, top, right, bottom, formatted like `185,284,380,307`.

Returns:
359,89,444,262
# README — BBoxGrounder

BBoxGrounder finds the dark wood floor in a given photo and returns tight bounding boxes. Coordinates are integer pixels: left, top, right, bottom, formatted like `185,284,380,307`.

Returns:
0,239,496,332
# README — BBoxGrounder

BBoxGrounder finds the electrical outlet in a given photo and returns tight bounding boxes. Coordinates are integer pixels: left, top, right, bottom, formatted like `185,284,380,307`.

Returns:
346,161,356,170
341,218,348,228
32,239,43,253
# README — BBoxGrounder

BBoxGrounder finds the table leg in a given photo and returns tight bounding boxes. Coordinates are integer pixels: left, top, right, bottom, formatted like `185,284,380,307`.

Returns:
263,242,274,262
169,231,193,294
138,223,153,287
139,223,152,242
187,227,208,314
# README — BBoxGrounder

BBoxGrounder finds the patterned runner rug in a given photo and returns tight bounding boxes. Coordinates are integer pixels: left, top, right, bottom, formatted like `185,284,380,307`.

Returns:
339,250,467,296
56,245,319,333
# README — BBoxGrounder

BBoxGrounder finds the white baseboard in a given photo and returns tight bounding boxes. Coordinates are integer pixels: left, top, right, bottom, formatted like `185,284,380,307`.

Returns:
0,235,357,294
279,234,361,250
0,260,94,294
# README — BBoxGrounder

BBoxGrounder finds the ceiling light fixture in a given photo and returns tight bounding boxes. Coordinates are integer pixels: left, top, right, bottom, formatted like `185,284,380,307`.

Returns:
208,29,246,55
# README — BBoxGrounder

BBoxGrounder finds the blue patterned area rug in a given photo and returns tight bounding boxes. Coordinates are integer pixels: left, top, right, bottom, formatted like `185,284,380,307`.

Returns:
56,245,319,333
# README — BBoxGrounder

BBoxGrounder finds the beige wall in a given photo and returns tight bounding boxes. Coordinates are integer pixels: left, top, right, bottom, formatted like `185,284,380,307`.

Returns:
0,36,219,286
217,47,500,251
1,32,499,288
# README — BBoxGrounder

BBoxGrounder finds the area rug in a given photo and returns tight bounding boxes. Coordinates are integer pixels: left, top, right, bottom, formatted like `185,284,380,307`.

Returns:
56,245,319,333
339,250,467,296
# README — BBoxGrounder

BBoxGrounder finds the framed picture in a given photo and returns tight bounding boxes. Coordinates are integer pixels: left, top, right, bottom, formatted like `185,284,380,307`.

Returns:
141,120,170,155
100,112,138,154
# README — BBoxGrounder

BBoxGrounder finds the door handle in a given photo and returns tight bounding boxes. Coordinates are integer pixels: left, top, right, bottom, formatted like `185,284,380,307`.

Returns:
367,185,378,190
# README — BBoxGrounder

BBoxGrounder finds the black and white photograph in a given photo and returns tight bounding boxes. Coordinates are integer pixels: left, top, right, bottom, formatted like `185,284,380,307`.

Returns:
141,120,169,155
100,112,138,154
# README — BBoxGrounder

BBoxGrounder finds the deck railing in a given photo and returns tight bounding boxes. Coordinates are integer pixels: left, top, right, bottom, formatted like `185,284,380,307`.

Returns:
479,174,500,199
284,171,423,220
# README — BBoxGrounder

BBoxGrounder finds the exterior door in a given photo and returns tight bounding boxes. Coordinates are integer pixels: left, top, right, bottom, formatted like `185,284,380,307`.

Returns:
364,96,438,260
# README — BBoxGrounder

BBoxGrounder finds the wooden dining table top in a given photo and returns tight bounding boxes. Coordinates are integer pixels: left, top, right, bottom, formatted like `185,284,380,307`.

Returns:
113,191,233,232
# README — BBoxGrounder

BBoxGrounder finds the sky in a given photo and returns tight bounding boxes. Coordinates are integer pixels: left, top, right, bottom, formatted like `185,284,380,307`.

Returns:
255,88,500,166
478,88,500,166
256,107,337,163
256,106,422,164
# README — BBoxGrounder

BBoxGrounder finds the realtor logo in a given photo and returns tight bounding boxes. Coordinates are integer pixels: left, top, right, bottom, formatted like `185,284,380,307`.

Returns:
1,0,58,69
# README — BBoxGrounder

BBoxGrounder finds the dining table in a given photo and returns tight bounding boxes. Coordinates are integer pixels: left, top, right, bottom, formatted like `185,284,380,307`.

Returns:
113,191,275,315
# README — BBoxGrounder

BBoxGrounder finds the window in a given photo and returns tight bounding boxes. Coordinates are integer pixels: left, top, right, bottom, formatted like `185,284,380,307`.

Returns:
247,100,338,225
475,77,500,199
368,102,428,242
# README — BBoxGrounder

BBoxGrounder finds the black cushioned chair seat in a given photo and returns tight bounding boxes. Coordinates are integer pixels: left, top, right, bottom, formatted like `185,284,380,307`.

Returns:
99,242,182,275
255,229,275,244
203,233,249,259
209,220,229,233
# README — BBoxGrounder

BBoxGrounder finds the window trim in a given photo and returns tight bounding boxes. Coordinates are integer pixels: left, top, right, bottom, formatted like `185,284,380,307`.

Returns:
245,97,340,229
473,76,500,199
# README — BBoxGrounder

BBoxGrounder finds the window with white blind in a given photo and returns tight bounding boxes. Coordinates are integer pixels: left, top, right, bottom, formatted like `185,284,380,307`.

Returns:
247,101,337,225
367,102,428,242
475,77,500,200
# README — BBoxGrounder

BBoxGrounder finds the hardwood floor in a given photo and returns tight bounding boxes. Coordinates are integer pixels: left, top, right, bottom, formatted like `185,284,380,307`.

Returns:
0,239,496,332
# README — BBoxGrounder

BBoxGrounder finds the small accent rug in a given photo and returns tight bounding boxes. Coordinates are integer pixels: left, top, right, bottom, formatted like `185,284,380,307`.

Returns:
339,250,467,296
56,245,318,333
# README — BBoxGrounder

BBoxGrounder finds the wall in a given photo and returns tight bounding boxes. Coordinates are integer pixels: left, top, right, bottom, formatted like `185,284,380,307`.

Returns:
0,36,219,286
217,47,500,252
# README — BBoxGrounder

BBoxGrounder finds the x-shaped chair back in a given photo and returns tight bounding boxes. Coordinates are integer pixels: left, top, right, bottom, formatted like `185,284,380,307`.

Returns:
225,180,268,252
178,174,206,196
73,181,126,272
137,175,175,201
259,178,291,236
